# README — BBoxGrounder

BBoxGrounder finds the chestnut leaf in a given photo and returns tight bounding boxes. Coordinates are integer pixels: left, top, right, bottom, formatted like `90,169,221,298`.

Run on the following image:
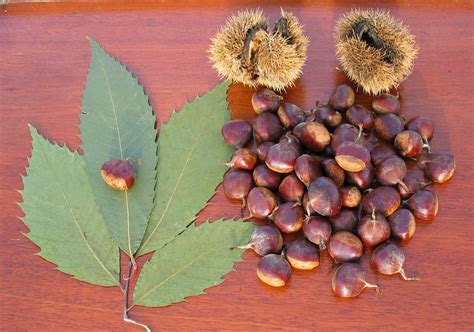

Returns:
80,38,158,260
133,220,254,307
19,125,120,287
137,80,233,256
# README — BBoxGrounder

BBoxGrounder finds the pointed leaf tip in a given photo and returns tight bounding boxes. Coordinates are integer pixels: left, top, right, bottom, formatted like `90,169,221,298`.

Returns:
27,123,39,137
137,81,233,256
81,39,157,258
87,36,98,47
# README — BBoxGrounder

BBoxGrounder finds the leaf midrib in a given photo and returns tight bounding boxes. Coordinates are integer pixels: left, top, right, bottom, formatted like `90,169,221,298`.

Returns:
36,141,118,286
139,103,213,254
96,51,133,258
134,246,214,305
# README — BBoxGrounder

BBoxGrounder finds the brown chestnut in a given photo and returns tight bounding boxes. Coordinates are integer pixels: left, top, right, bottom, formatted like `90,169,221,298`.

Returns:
405,116,434,142
374,113,404,141
265,135,301,173
372,93,401,114
308,177,342,217
394,130,424,157
226,148,257,170
277,102,306,129
253,164,282,189
296,122,331,153
321,158,346,187
357,211,391,248
407,190,439,221
419,152,456,184
100,159,136,191
257,254,291,287
335,142,371,172
272,202,305,233
252,88,282,114
221,120,253,148
388,209,416,241
278,173,305,202
285,238,320,270
361,186,401,217
328,84,355,110
340,186,362,208
328,231,363,263
254,113,284,142
247,187,277,219
329,208,359,233
303,216,332,249
294,154,322,186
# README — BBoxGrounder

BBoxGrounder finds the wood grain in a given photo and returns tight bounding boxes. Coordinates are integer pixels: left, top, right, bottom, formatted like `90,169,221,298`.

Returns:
1,1,473,331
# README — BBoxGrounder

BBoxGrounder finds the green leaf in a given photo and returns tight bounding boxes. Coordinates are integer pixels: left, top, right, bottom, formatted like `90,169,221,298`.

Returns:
80,38,158,259
20,125,120,287
133,220,254,307
137,80,233,256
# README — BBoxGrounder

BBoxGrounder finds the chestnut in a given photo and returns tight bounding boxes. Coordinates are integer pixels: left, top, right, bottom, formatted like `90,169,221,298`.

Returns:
420,152,456,184
340,186,362,208
254,113,284,142
408,190,439,221
303,216,332,249
100,159,136,191
223,169,254,202
361,186,401,217
265,135,301,173
257,254,291,287
335,141,371,172
388,209,416,241
221,120,253,148
357,211,391,248
308,177,342,217
277,102,306,129
294,154,322,186
247,187,277,219
346,105,374,132
372,93,401,114
329,208,359,233
328,84,355,110
243,224,283,256
296,122,331,153
394,130,424,157
405,115,434,142
278,173,305,202
328,231,363,263
374,113,404,141
272,202,305,233
285,238,320,270
321,158,346,187
332,263,379,298
252,88,282,114
226,148,257,170
253,164,282,189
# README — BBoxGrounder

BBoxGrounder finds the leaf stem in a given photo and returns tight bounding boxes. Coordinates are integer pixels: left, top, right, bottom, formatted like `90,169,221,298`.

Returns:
123,260,150,331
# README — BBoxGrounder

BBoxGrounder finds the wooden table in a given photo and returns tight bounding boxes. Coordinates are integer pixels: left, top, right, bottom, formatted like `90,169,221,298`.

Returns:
1,1,473,330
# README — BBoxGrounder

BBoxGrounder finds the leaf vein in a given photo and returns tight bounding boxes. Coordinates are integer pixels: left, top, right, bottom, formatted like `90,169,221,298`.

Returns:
96,48,134,259
135,247,213,304
36,141,118,285
139,104,211,252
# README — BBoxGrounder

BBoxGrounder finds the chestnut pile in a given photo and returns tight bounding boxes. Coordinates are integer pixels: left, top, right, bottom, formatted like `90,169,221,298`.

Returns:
221,85,455,297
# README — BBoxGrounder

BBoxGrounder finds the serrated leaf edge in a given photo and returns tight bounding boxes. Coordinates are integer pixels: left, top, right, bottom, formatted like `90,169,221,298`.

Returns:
137,80,231,255
20,124,120,286
134,218,251,307
82,38,159,258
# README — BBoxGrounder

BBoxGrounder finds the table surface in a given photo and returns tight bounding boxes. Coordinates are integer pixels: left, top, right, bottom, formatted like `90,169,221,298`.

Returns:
1,1,473,331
